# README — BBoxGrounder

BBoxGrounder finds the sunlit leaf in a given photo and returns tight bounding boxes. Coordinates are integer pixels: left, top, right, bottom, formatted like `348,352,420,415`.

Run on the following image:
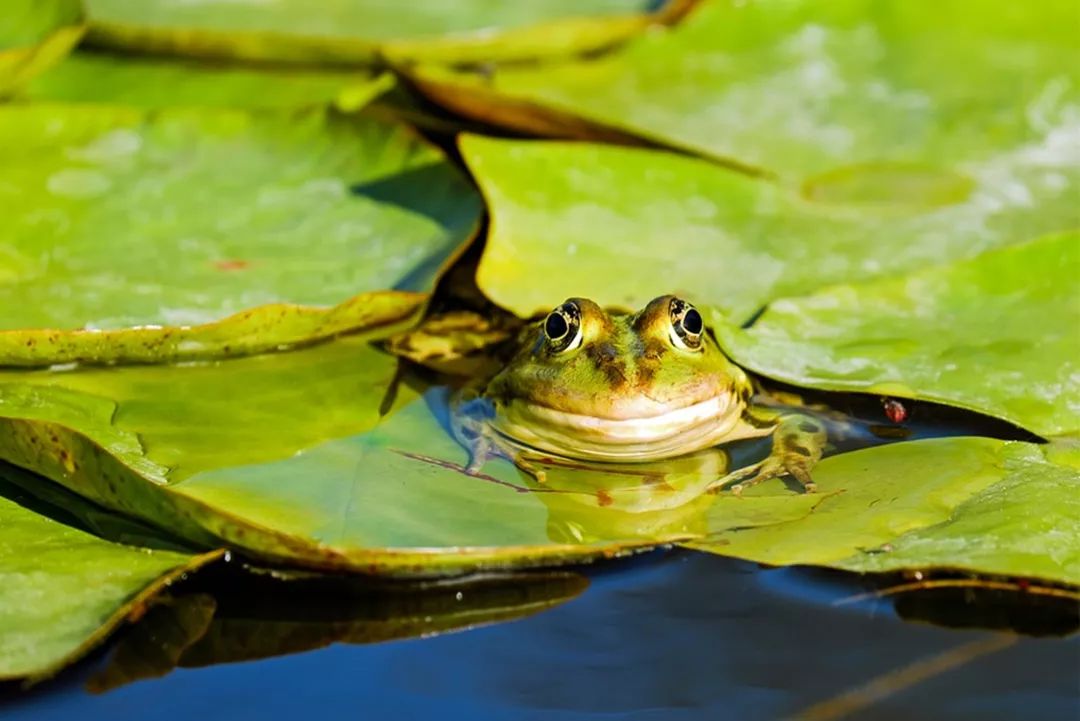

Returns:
3,331,1076,585
81,0,677,66
0,103,480,365
1,291,423,369
23,51,395,110
687,437,1080,585
0,0,84,97
460,136,1074,322
416,0,1080,178
0,331,675,575
0,471,220,681
714,232,1080,437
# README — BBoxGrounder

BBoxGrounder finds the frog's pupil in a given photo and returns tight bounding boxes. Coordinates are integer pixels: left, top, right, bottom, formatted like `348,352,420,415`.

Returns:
683,308,703,335
545,312,568,340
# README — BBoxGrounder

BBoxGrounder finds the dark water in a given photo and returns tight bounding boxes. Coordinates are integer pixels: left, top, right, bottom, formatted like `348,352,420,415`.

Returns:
4,550,1078,721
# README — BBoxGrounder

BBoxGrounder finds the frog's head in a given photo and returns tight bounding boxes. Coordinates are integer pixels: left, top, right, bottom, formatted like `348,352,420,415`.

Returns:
485,296,752,461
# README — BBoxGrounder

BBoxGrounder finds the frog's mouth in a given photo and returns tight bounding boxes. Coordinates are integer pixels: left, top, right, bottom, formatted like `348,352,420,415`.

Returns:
491,395,748,462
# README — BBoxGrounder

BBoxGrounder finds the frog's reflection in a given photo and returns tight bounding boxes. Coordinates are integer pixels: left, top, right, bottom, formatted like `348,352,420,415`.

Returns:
508,448,728,546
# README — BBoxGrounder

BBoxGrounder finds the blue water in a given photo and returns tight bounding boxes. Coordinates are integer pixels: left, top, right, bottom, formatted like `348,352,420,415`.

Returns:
6,551,1077,720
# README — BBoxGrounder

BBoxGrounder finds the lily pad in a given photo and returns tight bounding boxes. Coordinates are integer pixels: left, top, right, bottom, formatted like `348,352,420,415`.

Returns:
0,103,481,365
0,331,675,576
688,437,1080,586
82,0,675,66
0,469,221,682
0,0,84,97
22,51,395,110
714,232,1080,437
416,0,1080,179
460,135,1076,322
3,329,1077,585
1,291,424,369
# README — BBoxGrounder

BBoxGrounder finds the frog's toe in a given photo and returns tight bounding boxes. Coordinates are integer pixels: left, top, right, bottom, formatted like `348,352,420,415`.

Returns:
709,458,780,495
781,454,818,493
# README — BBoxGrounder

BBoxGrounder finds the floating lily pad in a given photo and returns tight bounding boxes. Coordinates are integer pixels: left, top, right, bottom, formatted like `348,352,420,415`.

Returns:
688,437,1080,586
0,331,675,576
714,232,1080,437
3,330,1077,584
82,0,675,66
460,136,1075,322
0,0,84,97
23,51,395,110
417,0,1080,179
0,103,480,365
0,469,220,682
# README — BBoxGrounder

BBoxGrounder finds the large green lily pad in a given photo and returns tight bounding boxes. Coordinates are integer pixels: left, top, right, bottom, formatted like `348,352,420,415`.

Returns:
0,103,480,365
0,469,221,682
0,0,84,97
82,0,677,66
689,437,1080,585
416,0,1080,179
23,51,396,110
0,330,678,576
714,232,1080,437
460,135,1076,322
4,324,1077,585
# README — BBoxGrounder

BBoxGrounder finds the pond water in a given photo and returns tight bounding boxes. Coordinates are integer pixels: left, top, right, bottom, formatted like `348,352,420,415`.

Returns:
3,549,1077,720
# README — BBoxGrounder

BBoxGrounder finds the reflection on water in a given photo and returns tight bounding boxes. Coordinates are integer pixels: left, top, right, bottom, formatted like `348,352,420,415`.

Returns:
81,565,589,694
3,551,1076,720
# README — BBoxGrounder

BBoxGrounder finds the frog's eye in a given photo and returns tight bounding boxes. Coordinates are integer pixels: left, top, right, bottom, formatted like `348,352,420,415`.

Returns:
669,298,704,351
543,301,583,353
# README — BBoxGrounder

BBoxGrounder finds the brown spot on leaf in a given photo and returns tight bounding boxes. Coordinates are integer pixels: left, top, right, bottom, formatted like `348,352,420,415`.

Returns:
214,259,251,271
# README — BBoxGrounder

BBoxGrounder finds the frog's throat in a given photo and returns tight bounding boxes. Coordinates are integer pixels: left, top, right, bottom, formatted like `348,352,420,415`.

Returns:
490,396,748,462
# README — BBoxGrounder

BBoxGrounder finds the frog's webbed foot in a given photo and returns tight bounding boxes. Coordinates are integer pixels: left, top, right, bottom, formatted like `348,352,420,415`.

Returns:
452,395,549,484
710,414,827,495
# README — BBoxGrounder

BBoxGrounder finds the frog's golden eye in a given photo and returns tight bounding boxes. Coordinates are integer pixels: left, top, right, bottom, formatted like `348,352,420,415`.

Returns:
543,301,583,353
669,297,703,351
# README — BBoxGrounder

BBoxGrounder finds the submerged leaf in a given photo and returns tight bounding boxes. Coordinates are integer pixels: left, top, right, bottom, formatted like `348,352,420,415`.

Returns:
714,232,1080,437
0,103,481,365
0,471,220,681
460,136,1074,322
687,437,1080,586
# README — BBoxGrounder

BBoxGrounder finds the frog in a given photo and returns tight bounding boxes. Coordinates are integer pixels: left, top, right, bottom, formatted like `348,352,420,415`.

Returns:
451,295,828,495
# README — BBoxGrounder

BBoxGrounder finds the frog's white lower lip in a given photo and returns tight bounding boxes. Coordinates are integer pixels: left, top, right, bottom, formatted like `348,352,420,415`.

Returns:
491,395,747,461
